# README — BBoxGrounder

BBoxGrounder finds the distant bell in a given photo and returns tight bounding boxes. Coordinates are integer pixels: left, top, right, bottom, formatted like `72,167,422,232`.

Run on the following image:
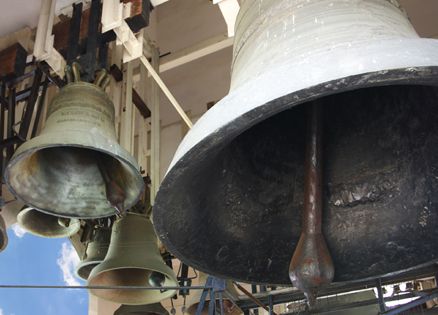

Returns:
0,213,7,252
4,80,144,218
184,273,242,315
88,213,178,305
153,0,438,285
17,207,80,238
76,226,111,280
114,303,169,315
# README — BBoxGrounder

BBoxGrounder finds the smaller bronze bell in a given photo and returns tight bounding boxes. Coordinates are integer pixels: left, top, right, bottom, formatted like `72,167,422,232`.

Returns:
185,273,241,315
76,226,111,280
88,213,178,304
17,207,80,238
114,303,169,315
0,213,8,252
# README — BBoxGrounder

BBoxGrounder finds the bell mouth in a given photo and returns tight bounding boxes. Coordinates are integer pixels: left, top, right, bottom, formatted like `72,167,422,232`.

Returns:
155,78,438,285
89,268,176,304
76,262,100,281
5,144,144,219
17,207,80,238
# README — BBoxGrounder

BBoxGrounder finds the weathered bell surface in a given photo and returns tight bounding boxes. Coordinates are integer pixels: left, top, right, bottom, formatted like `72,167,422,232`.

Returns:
88,213,178,305
76,226,111,280
154,0,438,285
4,81,144,218
0,213,8,252
184,273,242,315
17,207,81,238
114,303,169,315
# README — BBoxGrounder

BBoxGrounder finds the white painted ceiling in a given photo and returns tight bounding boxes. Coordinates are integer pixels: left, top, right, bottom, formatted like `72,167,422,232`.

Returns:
0,0,80,37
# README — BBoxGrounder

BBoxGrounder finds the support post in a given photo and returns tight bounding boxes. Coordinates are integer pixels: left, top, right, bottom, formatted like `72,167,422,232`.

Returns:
119,61,134,153
147,45,160,203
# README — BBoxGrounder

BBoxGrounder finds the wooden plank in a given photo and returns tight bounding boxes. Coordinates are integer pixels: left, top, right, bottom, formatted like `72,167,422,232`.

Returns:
132,88,151,119
0,43,27,79
53,8,90,54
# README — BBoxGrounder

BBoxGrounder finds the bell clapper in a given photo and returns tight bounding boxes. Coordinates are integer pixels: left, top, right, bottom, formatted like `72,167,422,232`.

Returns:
289,102,334,308
96,156,127,218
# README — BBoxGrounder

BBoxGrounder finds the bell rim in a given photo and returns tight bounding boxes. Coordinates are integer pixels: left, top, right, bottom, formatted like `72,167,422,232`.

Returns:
88,264,178,305
154,65,438,285
4,141,145,219
75,260,101,280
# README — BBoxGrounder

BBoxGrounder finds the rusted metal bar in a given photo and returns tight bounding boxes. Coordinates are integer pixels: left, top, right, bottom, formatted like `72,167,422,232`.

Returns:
67,2,83,64
31,79,49,138
6,87,16,161
234,282,278,315
289,102,334,307
19,68,43,140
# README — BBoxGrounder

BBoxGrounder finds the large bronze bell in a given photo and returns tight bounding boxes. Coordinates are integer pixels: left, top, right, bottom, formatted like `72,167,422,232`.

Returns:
114,303,169,315
76,226,111,280
88,213,178,305
153,0,438,285
4,79,144,218
17,207,80,238
184,273,241,315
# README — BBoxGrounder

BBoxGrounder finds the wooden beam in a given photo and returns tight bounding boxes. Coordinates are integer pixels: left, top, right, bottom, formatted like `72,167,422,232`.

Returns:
122,0,151,33
132,88,151,118
0,43,27,79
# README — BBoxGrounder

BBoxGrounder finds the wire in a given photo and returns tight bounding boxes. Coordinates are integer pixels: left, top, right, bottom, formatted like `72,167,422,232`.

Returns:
0,285,212,290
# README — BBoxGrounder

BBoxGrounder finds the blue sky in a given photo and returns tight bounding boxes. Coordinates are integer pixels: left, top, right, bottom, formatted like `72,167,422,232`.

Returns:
0,225,88,315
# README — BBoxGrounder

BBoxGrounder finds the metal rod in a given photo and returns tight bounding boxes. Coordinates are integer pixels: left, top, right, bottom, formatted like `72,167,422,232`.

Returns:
6,87,16,161
140,55,193,129
31,79,49,138
376,278,387,313
234,282,278,315
0,285,209,290
19,69,43,140
303,102,323,234
67,2,83,63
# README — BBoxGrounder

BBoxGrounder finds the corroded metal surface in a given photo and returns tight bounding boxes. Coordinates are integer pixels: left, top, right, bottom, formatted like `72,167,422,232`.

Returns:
154,0,438,286
155,82,438,285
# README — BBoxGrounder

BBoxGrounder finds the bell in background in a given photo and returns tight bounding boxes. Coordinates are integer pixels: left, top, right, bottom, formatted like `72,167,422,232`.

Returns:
4,66,144,219
114,303,169,315
153,0,438,286
17,207,80,238
0,213,8,252
88,212,178,304
76,226,111,280
184,273,241,315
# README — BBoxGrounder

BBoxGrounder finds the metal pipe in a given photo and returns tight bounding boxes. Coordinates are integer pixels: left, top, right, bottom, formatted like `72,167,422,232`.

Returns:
234,282,278,315
376,278,387,313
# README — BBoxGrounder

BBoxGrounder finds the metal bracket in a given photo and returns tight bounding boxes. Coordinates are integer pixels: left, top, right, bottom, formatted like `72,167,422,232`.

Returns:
33,0,66,78
102,0,143,63
212,0,240,37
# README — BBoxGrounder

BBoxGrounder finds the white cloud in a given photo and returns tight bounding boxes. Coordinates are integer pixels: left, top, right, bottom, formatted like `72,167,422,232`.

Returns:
0,308,4,315
11,224,26,238
57,242,80,286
